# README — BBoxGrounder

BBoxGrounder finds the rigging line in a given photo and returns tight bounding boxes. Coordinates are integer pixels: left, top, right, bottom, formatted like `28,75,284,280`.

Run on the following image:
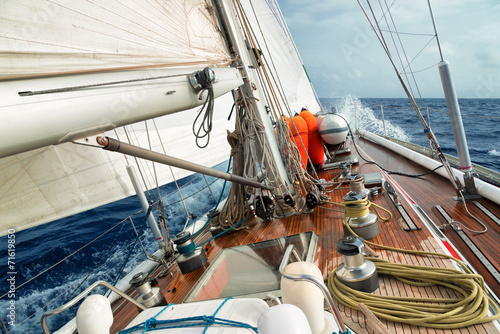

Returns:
0,215,131,300
60,220,128,305
114,128,130,165
203,174,218,203
398,37,437,76
456,192,488,234
357,0,460,192
243,0,293,118
380,0,427,108
18,72,192,96
342,114,444,178
377,0,416,100
272,0,323,108
427,0,444,62
152,118,191,222
234,0,306,195
377,29,436,37
145,120,162,201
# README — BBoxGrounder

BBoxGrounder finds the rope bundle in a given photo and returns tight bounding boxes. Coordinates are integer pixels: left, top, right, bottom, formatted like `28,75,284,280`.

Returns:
324,198,393,222
217,129,252,230
328,257,500,329
192,67,215,148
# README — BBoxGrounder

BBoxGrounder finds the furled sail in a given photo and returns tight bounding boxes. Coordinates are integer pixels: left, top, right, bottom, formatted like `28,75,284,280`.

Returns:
0,0,232,77
239,0,321,114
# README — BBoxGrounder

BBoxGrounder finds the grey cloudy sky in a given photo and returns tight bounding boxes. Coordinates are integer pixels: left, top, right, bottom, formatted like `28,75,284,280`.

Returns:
279,0,500,99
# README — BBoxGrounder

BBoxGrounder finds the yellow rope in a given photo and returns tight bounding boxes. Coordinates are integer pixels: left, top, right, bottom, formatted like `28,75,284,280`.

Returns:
324,199,393,222
322,207,500,328
328,258,500,328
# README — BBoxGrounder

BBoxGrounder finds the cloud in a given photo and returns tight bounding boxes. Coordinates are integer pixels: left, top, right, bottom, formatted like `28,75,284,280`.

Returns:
279,0,500,98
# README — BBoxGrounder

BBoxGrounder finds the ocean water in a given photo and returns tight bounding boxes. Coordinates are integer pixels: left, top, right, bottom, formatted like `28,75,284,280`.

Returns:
321,96,500,172
1,97,499,333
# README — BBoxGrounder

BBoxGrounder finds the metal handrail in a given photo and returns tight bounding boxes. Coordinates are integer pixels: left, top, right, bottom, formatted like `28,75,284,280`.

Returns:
41,280,146,334
279,245,347,333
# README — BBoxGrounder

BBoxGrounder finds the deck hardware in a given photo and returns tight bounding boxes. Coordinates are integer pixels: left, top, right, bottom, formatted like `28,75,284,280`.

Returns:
129,272,167,309
473,201,500,227
284,194,296,208
305,192,319,211
435,205,500,285
343,174,379,239
335,236,379,293
384,181,419,231
255,196,275,221
172,231,208,274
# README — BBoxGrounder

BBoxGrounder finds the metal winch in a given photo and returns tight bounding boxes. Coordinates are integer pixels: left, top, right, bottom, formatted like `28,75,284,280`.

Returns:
343,173,379,240
172,231,208,274
335,235,379,293
129,272,167,309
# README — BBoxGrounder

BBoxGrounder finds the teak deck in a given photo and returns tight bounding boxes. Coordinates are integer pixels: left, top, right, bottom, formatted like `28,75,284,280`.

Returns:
109,135,500,334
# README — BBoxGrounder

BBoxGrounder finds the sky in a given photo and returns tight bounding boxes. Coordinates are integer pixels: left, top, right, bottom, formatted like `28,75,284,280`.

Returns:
278,0,500,99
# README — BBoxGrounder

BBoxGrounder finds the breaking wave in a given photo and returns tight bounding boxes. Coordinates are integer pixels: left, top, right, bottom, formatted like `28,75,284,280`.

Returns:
323,95,411,142
488,149,500,157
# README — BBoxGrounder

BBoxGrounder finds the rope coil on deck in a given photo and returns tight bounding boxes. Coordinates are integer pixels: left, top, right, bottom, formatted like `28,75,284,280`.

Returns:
327,222,500,329
324,199,393,222
328,258,500,329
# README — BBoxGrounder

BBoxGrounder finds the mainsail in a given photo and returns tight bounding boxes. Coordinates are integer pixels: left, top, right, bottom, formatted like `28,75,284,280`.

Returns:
0,0,232,76
0,0,240,235
0,0,322,236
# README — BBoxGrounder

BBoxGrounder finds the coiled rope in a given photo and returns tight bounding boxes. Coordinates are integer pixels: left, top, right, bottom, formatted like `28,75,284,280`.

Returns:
328,257,500,329
217,128,252,230
326,219,500,329
192,67,216,149
324,198,393,223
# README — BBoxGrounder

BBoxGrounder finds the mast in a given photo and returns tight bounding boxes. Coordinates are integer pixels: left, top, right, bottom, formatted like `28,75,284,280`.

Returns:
214,0,294,192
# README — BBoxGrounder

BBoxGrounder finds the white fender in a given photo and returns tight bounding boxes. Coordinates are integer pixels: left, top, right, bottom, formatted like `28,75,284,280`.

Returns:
258,304,312,334
281,262,326,334
76,295,113,334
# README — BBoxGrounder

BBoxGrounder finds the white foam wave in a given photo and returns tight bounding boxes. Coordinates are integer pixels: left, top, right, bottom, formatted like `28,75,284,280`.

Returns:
334,95,411,142
488,149,500,157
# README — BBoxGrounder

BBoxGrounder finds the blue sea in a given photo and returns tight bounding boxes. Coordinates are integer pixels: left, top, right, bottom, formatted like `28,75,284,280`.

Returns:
1,97,499,333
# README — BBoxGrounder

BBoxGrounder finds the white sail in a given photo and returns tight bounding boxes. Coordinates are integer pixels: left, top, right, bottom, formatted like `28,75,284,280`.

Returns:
0,0,232,77
239,0,321,114
0,96,235,235
0,0,243,235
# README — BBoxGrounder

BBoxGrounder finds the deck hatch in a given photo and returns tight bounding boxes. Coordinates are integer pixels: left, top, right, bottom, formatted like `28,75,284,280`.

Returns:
184,231,317,302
